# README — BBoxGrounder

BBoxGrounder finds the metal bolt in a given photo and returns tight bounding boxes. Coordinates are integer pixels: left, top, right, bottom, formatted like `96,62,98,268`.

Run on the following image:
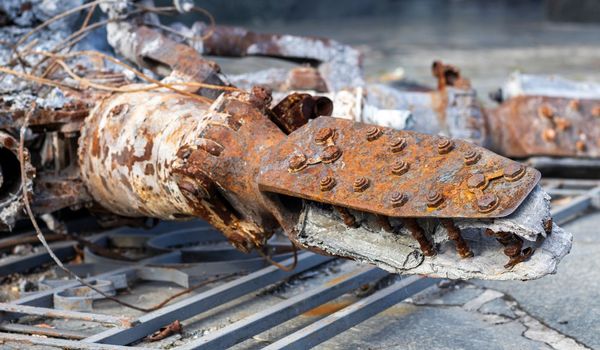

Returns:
542,128,556,142
390,191,407,207
390,137,407,153
321,145,342,163
437,138,454,154
568,99,580,111
555,117,571,131
426,190,444,208
314,127,334,144
477,193,499,213
538,104,554,119
320,176,336,191
391,159,409,176
503,163,525,181
467,173,487,189
365,126,383,141
288,153,307,172
463,149,481,165
353,177,370,192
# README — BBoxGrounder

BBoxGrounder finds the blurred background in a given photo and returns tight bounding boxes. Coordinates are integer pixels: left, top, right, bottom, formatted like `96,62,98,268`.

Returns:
161,0,600,105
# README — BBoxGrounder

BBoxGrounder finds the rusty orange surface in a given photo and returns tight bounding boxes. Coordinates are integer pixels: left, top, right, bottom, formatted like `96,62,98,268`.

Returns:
258,117,540,219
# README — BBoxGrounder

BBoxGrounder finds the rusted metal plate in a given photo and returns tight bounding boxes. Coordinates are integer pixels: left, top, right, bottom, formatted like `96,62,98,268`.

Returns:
488,96,600,158
258,117,540,219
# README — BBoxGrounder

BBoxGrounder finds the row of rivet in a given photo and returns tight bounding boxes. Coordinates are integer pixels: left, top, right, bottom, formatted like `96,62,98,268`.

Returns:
293,125,526,213
538,102,600,119
538,102,598,152
318,173,506,213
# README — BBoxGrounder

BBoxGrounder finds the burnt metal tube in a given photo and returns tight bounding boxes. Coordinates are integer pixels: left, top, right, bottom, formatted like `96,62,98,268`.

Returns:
79,90,286,251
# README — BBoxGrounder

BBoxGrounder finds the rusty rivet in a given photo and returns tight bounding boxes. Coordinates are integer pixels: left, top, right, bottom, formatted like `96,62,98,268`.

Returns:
391,159,410,176
477,193,499,213
463,149,481,165
426,190,444,208
542,128,556,142
320,176,336,191
576,140,587,152
555,117,571,131
568,99,580,111
321,145,342,163
390,137,407,153
538,104,554,119
365,126,383,141
592,105,600,118
467,173,487,189
390,191,407,207
503,163,526,181
314,127,334,144
437,138,454,154
288,153,307,172
353,177,370,192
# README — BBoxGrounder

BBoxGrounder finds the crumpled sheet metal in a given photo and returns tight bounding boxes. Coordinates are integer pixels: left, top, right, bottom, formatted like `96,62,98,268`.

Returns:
170,22,364,92
488,96,600,159
365,84,488,146
258,116,540,219
104,21,228,98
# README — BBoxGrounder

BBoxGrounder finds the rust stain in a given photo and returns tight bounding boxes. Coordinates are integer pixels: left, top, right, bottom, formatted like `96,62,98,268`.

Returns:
303,301,354,317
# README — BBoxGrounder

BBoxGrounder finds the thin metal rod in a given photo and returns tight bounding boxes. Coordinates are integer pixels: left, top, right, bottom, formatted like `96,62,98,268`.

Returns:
263,276,438,350
0,303,133,327
178,266,388,350
0,323,88,340
0,332,149,350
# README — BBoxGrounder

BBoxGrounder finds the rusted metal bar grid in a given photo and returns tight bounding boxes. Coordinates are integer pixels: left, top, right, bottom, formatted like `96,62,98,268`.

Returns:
83,252,332,345
262,275,439,350
177,266,389,350
0,184,598,349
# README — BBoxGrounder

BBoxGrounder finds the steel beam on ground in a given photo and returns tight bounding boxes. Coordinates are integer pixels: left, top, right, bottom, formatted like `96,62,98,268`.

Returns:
0,303,133,327
552,186,600,224
0,240,77,277
0,332,149,350
263,276,438,350
178,266,389,350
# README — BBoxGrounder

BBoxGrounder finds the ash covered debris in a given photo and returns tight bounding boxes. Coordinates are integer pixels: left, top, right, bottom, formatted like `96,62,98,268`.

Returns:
0,0,572,282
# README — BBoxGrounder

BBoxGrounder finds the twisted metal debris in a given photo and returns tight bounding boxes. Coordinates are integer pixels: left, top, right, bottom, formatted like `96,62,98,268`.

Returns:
0,0,572,280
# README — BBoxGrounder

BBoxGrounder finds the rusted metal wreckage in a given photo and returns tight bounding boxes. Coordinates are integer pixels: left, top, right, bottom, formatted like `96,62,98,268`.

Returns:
0,1,572,281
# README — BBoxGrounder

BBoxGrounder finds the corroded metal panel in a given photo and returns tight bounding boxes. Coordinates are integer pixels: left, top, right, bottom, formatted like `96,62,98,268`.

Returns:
258,116,540,218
